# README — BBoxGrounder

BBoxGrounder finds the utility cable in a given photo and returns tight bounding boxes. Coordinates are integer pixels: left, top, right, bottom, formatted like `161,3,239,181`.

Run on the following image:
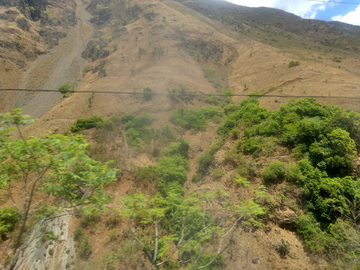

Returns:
0,88,360,99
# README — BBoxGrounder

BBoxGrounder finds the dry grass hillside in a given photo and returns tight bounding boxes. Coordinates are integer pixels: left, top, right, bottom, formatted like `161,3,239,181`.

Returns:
1,0,360,270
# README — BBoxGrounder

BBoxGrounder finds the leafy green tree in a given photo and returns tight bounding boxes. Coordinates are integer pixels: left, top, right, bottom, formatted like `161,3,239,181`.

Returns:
120,190,265,270
0,109,118,269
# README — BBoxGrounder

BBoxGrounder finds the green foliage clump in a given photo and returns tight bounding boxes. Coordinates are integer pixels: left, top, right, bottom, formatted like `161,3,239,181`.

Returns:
296,215,360,267
278,239,290,257
198,153,212,176
79,236,92,259
58,83,75,97
228,97,360,177
0,207,19,241
0,109,118,262
80,206,102,228
83,65,92,74
205,89,233,107
120,114,155,148
212,168,223,179
203,67,215,79
262,161,286,182
230,127,239,139
217,95,270,136
296,159,360,224
295,213,328,252
156,155,187,196
134,166,157,186
170,107,224,132
135,139,189,196
119,188,263,270
243,137,263,157
143,87,154,101
289,60,300,67
70,115,104,133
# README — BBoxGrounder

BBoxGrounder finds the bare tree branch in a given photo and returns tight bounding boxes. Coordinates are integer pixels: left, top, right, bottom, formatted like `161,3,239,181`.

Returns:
196,215,243,270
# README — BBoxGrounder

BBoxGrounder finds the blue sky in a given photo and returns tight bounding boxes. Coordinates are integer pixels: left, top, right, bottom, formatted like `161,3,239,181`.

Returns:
225,0,360,25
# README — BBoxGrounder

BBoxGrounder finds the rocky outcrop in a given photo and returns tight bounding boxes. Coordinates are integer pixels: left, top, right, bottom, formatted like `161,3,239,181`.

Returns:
0,0,46,21
14,214,76,270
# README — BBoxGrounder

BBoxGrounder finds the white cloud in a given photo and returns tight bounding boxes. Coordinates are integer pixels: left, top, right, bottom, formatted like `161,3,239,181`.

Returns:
226,0,330,19
332,5,360,25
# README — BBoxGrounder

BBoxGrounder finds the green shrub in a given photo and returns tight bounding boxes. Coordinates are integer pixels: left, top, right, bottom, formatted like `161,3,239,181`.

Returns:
126,128,142,148
153,140,190,196
108,228,119,242
295,213,328,252
205,96,220,105
288,61,300,67
58,83,75,97
97,119,114,131
238,157,257,178
79,236,92,259
70,115,104,133
107,115,122,126
0,207,19,241
106,210,120,229
262,161,286,182
163,138,190,158
160,181,184,197
234,174,250,187
205,89,232,107
83,65,92,74
134,166,157,186
74,226,83,241
230,128,239,139
262,137,277,156
198,153,212,175
286,163,305,183
80,207,101,228
120,113,136,124
159,124,177,142
99,67,107,77
207,136,226,156
143,87,154,101
212,168,223,179
170,107,224,132
121,114,155,148
243,137,263,157
203,67,215,79
192,174,201,183
95,4,102,12
223,104,239,115
278,239,290,258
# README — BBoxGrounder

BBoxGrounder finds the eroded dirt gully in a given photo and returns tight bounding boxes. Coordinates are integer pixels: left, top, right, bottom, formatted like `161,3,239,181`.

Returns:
5,1,94,269
7,0,93,118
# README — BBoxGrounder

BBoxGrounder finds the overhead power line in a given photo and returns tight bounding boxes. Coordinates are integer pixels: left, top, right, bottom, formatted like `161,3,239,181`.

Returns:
1,88,360,100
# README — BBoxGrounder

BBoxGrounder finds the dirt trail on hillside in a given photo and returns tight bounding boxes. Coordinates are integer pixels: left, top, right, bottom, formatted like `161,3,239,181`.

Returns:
8,0,93,118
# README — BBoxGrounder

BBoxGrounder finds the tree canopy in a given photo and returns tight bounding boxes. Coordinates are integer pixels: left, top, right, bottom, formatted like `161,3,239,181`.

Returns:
0,109,118,269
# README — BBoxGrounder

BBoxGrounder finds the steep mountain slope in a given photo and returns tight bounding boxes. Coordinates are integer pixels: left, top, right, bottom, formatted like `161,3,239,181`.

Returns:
0,0,360,270
0,0,78,113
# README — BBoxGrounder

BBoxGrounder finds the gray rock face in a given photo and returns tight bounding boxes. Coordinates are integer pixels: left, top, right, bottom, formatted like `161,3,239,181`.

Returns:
28,0,47,21
0,0,47,21
14,213,76,270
